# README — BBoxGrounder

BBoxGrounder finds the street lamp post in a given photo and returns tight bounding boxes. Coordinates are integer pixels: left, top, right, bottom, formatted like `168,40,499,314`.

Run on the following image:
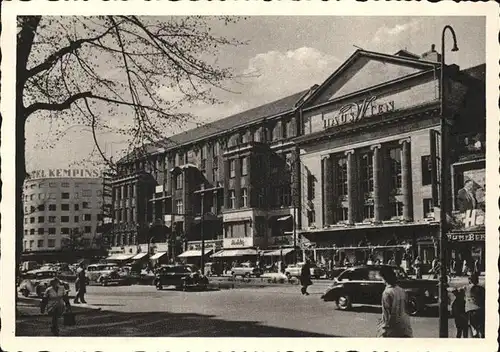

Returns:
439,25,459,338
200,190,205,273
293,205,298,264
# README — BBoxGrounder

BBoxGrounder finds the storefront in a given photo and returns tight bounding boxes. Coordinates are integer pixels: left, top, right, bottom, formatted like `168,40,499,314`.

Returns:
177,239,222,267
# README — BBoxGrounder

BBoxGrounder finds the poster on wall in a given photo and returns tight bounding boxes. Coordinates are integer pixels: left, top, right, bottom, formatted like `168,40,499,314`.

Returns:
450,166,485,232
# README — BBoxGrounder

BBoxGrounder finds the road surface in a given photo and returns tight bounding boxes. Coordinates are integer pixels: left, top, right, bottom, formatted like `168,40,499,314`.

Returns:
16,282,460,337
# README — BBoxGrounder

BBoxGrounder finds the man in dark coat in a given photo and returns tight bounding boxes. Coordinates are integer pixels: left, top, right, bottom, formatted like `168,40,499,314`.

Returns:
74,263,87,304
300,260,312,295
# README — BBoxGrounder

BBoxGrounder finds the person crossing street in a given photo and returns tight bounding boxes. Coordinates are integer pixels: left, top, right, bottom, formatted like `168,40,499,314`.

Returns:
74,263,87,304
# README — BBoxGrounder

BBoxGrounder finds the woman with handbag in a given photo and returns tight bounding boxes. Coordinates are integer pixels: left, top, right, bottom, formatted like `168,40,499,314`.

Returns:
40,277,72,336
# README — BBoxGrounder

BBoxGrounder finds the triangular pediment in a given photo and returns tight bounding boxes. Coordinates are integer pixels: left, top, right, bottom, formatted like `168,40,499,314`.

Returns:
305,51,438,107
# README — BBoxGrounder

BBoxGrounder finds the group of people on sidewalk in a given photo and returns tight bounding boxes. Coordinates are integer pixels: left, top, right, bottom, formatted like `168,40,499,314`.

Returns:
40,263,88,336
377,269,485,338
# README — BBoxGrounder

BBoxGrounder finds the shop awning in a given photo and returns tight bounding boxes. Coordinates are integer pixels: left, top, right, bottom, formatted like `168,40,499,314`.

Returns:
106,254,134,261
211,248,258,258
263,248,295,257
177,249,213,258
150,252,167,260
131,252,148,260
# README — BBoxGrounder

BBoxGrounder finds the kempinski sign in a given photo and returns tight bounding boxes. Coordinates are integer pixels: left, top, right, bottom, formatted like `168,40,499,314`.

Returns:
322,96,395,129
29,169,102,179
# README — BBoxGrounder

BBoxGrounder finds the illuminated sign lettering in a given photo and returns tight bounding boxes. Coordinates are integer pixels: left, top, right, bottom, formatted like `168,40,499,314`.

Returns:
30,169,102,179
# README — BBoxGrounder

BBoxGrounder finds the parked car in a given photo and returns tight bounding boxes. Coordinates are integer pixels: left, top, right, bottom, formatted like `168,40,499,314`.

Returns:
231,262,263,278
97,270,132,286
284,263,325,279
18,270,70,298
86,264,120,283
154,264,209,291
320,265,439,316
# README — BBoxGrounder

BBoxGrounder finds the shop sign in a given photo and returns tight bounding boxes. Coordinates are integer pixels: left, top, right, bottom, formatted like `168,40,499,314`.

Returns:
188,240,222,251
223,237,253,248
450,167,485,231
322,96,395,129
447,233,485,242
29,168,102,179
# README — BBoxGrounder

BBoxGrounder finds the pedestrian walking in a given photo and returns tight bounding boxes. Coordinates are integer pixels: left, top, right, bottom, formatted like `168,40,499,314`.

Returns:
40,278,71,336
451,288,468,338
377,266,413,338
473,259,480,276
300,260,313,296
74,263,87,304
414,256,422,279
464,273,485,338
462,260,468,276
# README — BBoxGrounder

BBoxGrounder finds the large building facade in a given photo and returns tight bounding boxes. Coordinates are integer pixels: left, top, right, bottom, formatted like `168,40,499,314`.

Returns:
110,46,485,270
22,171,106,261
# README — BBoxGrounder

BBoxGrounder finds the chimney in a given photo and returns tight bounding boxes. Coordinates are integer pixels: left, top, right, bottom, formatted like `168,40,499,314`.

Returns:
421,44,441,63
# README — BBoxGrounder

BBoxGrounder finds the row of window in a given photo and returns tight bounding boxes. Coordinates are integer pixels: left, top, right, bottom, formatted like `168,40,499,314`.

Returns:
24,226,93,236
25,214,95,224
114,207,137,223
228,157,249,178
228,188,249,209
24,239,56,249
25,202,92,214
25,182,94,190
24,190,98,202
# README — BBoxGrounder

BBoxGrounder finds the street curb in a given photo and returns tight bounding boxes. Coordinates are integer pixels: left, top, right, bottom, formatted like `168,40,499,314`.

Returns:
17,308,102,319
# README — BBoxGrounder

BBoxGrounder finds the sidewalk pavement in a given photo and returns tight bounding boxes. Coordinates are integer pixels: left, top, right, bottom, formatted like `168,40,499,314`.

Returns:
17,297,101,318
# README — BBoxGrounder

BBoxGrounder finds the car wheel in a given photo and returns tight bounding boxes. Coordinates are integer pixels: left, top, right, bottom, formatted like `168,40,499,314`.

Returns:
406,295,421,316
336,293,352,311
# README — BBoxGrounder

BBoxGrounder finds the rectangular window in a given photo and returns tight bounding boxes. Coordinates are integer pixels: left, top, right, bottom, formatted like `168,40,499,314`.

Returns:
61,192,70,199
84,214,91,221
30,217,35,223
176,200,183,215
37,239,44,248
30,229,35,235
38,193,45,200
388,147,402,190
30,205,36,213
61,204,70,211
38,216,44,223
29,240,34,249
229,190,236,209
241,188,248,207
48,193,56,199
307,174,316,201
48,239,56,248
61,227,70,235
389,202,404,218
83,202,90,209
176,173,183,189
307,210,316,226
30,194,34,200
39,183,45,188
75,182,81,188
49,182,56,188
423,198,434,218
230,160,236,178
61,182,70,188
49,204,56,211
61,216,70,223
82,189,92,197
74,215,79,222
74,204,79,211
38,204,45,211
49,216,56,223
48,228,56,235
38,228,44,235
212,142,219,156
212,168,219,183
123,208,128,222
336,158,348,197
361,153,374,193
241,157,248,176
363,204,375,220
421,155,433,186
337,207,349,222
84,226,92,233
24,218,28,224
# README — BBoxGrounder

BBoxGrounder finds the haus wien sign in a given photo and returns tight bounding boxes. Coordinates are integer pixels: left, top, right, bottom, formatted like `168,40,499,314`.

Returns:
322,96,395,129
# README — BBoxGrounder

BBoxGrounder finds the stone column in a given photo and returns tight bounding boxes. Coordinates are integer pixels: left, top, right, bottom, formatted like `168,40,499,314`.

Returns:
345,150,356,225
400,138,413,221
321,155,334,226
371,144,382,222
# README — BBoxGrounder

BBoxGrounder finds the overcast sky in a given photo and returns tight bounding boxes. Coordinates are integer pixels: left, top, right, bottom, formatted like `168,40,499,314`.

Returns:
25,16,486,172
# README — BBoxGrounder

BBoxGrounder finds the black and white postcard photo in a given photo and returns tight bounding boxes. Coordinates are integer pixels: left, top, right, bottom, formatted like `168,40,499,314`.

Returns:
0,2,498,352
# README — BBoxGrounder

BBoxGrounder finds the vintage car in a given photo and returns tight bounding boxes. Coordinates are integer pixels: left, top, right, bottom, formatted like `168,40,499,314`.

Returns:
154,264,209,291
97,269,133,286
86,263,120,283
320,265,439,316
284,263,325,279
231,262,263,278
18,270,70,298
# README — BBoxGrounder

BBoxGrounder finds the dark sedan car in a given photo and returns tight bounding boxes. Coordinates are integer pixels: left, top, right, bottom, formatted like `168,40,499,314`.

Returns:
321,265,439,316
153,264,209,291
